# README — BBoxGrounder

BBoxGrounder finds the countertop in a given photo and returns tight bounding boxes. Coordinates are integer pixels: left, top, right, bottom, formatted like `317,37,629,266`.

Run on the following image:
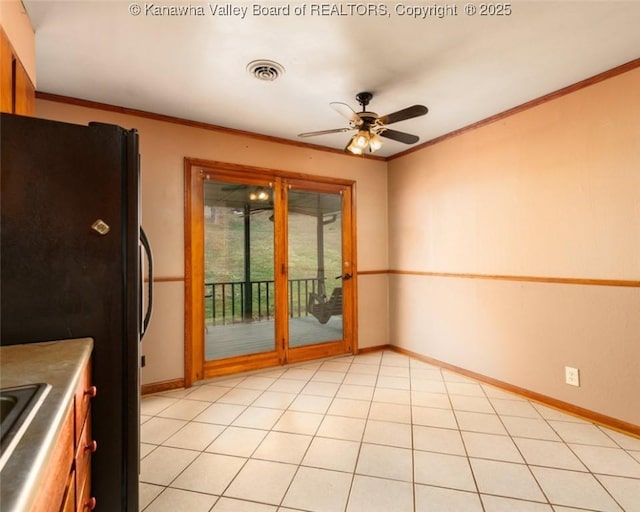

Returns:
0,338,93,512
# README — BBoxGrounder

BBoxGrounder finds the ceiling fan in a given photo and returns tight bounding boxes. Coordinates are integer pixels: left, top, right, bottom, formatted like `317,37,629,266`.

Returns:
298,92,428,154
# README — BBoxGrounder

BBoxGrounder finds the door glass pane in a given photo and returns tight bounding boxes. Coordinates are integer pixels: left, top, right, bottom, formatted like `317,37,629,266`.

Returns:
288,189,343,348
204,179,276,359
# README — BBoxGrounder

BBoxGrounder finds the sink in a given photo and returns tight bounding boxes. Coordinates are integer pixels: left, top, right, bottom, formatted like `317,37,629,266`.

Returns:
0,383,51,470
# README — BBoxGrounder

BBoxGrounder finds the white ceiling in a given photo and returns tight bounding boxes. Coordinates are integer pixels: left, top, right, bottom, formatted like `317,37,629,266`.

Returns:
25,1,640,157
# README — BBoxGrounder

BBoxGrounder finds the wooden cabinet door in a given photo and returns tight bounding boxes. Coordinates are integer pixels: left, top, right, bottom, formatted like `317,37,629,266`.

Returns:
1,29,13,112
14,58,35,115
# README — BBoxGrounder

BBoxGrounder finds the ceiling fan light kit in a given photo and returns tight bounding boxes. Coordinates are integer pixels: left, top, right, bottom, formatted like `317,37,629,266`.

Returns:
298,91,428,154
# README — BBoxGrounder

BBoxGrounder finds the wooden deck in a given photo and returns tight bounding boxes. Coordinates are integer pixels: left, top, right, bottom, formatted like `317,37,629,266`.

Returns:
205,315,343,360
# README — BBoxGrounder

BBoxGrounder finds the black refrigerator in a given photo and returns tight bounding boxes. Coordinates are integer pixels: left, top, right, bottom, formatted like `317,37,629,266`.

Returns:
1,113,152,511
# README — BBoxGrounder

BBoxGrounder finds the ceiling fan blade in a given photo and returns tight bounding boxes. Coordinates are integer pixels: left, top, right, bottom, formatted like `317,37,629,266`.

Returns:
378,105,428,125
298,127,354,138
330,102,362,124
380,129,420,145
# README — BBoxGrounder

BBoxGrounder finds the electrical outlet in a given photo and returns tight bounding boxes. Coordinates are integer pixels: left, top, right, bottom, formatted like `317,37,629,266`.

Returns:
565,366,580,387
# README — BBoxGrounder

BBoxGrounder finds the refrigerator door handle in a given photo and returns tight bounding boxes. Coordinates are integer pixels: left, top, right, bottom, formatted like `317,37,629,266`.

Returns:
140,227,153,338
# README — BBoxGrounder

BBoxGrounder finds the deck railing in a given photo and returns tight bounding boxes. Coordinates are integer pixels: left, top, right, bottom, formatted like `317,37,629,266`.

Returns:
204,277,326,325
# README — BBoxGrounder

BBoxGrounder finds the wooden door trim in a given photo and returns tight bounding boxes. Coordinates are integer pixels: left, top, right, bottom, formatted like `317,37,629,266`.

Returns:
184,157,357,386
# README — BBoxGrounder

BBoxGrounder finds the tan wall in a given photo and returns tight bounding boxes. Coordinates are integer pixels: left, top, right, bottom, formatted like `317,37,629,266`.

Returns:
388,68,640,425
36,99,389,385
0,0,36,85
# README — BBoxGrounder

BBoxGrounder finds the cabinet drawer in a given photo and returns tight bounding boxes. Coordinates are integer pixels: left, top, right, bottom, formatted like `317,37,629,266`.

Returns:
75,410,94,504
31,404,74,512
74,359,94,446
77,470,95,511
59,470,75,512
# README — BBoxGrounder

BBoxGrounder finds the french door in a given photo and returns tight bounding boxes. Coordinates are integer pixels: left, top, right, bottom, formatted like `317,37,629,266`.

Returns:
185,159,356,384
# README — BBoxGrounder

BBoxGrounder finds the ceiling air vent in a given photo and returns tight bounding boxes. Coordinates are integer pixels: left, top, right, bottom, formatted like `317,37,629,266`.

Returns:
247,60,285,81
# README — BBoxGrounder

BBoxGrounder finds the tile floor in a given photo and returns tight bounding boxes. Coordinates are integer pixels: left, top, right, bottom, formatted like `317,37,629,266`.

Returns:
139,350,640,512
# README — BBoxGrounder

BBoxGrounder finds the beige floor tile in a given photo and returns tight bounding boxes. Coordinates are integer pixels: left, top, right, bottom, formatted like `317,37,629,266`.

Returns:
445,381,486,397
300,381,340,398
163,422,225,451
342,373,377,386
141,396,179,416
155,399,211,421
302,437,360,472
281,367,316,381
321,361,352,373
211,497,277,511
379,365,410,378
372,387,411,404
470,459,545,502
513,438,587,471
595,474,640,512
411,390,451,409
216,387,262,405
531,466,623,511
139,482,164,510
282,467,352,512
368,402,411,423
253,431,312,464
186,385,231,402
224,459,297,505
288,394,332,414
549,421,618,447
336,384,374,401
232,406,284,429
252,390,297,409
237,376,277,391
411,379,448,393
415,485,483,512
327,398,371,418
600,427,640,451
140,443,157,459
356,443,412,481
272,410,324,435
348,363,380,375
490,398,541,418
413,425,466,455
481,495,553,511
141,417,188,445
268,378,306,394
311,370,346,384
410,367,443,381
450,395,494,414
139,446,199,486
376,375,410,390
193,403,246,425
501,416,561,441
205,426,268,457
414,451,476,491
363,420,412,448
462,431,524,463
380,353,410,367
317,415,366,441
144,488,217,512
171,452,246,495
532,404,589,423
570,444,640,478
455,411,508,435
346,475,413,512
412,406,458,429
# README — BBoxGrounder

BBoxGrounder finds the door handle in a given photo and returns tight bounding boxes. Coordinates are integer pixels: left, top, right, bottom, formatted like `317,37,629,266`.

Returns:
140,227,153,338
336,273,352,280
